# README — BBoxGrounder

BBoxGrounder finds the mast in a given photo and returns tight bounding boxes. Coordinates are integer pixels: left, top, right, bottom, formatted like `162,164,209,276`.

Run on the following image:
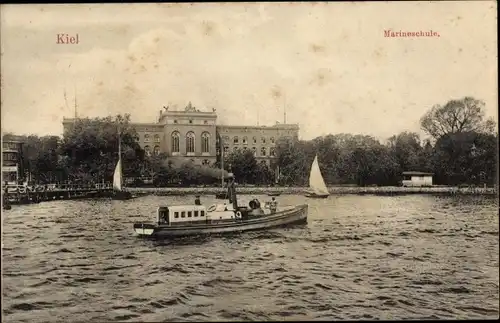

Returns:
283,93,286,124
220,134,224,187
74,83,78,118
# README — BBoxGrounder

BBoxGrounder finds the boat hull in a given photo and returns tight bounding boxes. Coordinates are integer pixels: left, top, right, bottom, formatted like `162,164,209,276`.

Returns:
305,193,329,199
112,190,133,200
133,204,308,238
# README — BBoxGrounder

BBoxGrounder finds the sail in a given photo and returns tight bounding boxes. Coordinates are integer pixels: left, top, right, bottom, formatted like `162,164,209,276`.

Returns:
309,155,329,195
113,158,123,191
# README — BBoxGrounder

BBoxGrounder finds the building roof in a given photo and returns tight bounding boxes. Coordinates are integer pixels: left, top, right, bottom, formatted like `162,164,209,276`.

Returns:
402,171,434,176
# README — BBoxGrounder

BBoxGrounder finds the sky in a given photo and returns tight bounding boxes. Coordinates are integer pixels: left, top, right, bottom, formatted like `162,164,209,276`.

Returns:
0,2,497,141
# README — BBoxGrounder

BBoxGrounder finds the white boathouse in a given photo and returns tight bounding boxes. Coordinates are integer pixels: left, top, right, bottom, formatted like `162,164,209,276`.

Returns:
401,171,433,187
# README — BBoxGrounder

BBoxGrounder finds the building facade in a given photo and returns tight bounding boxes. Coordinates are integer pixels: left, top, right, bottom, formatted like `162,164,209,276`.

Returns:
62,103,299,167
2,137,24,185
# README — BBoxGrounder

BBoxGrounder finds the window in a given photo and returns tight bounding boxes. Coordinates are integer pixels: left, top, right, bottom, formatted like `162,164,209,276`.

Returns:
242,136,248,145
154,134,160,143
181,211,186,218
233,147,238,152
204,120,208,125
262,137,266,144
3,152,17,161
174,120,178,124
233,136,239,144
202,159,210,166
194,211,199,217
252,136,257,144
189,120,193,124
144,145,151,156
260,160,267,165
261,147,266,156
171,131,180,153
270,147,275,157
270,137,275,144
144,134,150,142
223,146,229,154
201,132,210,153
153,146,160,156
201,211,205,217
133,135,139,142
223,136,230,143
243,147,248,152
252,147,257,156
174,212,179,218
188,211,192,218
186,132,195,153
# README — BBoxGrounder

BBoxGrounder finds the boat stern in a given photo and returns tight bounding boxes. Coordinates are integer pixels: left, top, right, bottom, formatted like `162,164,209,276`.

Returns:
133,223,156,237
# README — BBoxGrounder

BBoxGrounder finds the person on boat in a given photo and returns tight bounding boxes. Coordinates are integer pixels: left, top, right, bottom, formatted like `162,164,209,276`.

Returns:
269,197,277,214
195,195,201,205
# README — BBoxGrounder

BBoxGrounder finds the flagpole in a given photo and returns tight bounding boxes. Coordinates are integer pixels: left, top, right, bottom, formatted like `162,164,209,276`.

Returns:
220,134,224,187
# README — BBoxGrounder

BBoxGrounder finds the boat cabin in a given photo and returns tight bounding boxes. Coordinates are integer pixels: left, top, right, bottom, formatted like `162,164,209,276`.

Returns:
157,203,240,226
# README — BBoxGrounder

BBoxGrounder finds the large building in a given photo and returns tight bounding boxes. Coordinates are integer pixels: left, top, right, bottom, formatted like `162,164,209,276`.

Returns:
63,103,299,167
2,136,24,185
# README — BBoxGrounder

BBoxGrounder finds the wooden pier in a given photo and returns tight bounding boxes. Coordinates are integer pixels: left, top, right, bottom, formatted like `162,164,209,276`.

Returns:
2,183,115,206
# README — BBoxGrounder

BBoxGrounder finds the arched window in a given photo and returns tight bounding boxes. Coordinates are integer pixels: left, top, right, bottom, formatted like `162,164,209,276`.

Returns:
261,137,266,144
242,136,248,145
261,147,267,156
270,137,275,144
144,134,150,142
154,134,160,143
144,145,151,157
270,147,276,157
233,136,239,144
171,132,180,153
186,132,195,153
252,147,257,156
201,132,210,153
252,136,257,144
223,146,229,154
153,146,160,156
233,147,238,152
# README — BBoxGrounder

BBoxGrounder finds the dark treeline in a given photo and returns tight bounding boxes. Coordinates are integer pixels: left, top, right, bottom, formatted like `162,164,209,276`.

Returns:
3,96,497,187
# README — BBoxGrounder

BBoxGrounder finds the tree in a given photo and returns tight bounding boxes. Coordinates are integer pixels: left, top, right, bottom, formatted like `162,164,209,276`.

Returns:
59,114,143,182
420,97,495,139
432,131,498,185
387,132,423,172
226,149,259,184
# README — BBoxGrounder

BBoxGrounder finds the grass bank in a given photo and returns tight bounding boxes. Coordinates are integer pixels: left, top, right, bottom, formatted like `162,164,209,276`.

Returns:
127,186,498,196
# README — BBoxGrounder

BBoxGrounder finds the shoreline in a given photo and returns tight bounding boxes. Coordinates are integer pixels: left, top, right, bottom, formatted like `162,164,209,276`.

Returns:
127,186,498,196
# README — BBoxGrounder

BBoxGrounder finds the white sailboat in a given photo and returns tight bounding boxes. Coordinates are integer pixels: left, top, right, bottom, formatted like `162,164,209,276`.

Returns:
305,155,330,198
112,130,132,200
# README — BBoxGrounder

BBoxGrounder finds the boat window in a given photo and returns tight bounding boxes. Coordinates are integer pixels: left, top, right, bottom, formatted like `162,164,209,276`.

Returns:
200,211,205,217
188,211,192,217
194,211,199,217
181,211,186,218
174,212,179,218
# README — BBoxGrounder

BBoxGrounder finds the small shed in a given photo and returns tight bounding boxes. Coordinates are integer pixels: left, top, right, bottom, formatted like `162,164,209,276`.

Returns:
401,171,434,187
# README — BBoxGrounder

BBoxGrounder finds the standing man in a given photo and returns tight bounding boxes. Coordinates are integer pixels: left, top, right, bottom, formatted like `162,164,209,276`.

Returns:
269,197,278,214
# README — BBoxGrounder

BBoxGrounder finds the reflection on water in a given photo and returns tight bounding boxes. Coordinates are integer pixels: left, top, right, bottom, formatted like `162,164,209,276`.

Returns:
2,194,499,322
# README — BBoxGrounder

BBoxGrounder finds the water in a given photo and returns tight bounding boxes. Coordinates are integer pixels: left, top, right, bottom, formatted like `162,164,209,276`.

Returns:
2,194,499,322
